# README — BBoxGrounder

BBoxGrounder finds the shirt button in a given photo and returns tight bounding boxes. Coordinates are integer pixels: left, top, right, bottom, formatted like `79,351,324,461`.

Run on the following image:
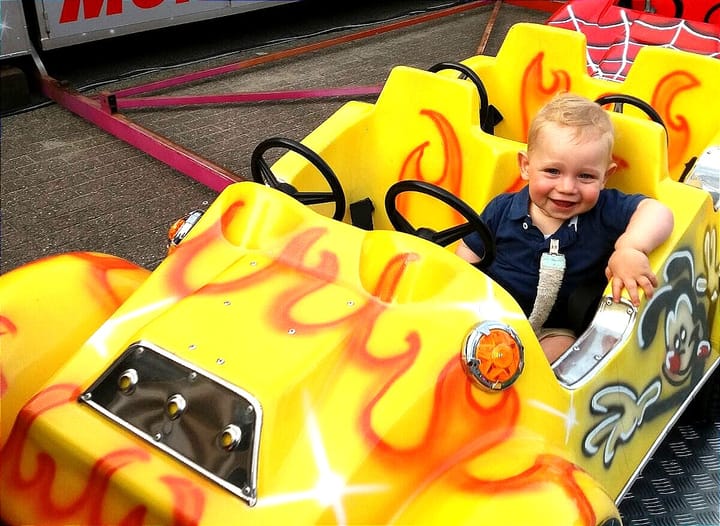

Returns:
522,222,528,230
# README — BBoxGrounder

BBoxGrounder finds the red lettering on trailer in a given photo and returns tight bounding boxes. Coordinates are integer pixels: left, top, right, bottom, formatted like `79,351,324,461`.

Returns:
59,0,189,23
133,0,166,8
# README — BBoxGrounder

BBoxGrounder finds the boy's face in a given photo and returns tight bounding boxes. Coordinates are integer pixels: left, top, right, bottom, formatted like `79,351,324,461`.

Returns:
519,122,616,228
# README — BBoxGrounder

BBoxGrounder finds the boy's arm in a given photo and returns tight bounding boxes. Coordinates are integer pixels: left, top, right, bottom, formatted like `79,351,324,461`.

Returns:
605,198,674,305
455,239,483,264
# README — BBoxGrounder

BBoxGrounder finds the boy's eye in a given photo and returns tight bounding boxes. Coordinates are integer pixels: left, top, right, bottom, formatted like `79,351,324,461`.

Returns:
544,168,560,175
578,173,598,180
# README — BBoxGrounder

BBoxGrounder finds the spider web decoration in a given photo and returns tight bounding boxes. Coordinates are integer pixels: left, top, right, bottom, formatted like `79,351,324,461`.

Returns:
548,0,720,81
625,0,720,24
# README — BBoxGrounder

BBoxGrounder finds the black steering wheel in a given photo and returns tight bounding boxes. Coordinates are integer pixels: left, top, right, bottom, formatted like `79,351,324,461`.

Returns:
385,180,496,268
594,93,667,136
250,137,346,221
427,61,494,134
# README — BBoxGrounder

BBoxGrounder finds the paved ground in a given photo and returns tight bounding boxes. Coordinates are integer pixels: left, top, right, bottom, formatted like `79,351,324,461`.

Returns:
0,2,718,524
0,1,547,274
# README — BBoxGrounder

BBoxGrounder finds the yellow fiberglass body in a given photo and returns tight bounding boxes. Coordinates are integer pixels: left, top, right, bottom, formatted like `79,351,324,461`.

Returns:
1,21,719,526
2,182,618,526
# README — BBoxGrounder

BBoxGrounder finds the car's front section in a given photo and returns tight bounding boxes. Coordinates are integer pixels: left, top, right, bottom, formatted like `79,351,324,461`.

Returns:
1,182,622,526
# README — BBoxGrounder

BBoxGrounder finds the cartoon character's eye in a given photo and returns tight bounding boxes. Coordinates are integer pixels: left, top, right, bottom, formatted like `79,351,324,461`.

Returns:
673,327,690,353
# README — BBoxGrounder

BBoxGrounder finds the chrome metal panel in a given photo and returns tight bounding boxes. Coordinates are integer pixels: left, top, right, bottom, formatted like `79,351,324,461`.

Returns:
552,297,636,387
685,146,720,211
79,341,262,505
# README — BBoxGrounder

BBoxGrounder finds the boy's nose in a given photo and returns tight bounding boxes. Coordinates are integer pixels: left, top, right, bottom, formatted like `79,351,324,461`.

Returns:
557,175,576,192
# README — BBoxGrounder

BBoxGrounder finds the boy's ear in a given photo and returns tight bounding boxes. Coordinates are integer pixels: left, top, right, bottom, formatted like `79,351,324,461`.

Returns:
518,150,530,181
602,161,617,187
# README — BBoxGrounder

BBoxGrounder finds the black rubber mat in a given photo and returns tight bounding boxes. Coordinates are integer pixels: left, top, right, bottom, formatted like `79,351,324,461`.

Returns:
619,371,720,526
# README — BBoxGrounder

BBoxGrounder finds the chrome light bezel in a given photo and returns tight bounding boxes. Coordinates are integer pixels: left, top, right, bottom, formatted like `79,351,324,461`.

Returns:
167,209,205,249
462,321,525,391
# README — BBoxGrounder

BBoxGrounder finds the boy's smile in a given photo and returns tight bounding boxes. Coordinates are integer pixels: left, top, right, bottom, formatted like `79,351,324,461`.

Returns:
550,198,578,209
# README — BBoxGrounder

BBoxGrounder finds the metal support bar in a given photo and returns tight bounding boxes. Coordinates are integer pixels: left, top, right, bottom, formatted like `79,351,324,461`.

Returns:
107,85,383,111
477,1,504,55
41,76,239,192
109,0,493,99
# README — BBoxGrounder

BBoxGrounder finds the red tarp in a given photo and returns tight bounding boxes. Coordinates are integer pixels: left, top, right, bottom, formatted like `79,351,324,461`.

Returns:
547,0,720,80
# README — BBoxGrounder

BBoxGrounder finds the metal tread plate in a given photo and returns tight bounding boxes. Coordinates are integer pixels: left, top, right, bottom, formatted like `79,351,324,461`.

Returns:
619,377,720,526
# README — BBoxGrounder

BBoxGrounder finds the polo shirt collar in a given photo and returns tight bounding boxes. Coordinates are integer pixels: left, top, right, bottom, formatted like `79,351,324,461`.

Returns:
508,186,580,232
508,186,531,220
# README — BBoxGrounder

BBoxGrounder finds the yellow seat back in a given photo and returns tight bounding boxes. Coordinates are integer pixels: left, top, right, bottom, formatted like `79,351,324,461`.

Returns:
463,23,595,143
273,65,523,232
366,66,521,230
605,112,669,198
461,23,720,180
621,45,720,178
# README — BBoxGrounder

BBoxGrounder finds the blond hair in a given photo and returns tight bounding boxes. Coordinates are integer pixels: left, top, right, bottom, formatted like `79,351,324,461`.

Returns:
528,93,615,159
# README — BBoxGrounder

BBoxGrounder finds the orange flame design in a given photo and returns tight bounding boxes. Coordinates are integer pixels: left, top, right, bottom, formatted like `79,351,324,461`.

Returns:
398,109,464,223
458,454,596,526
0,316,16,399
2,384,206,525
0,315,17,337
651,71,699,171
521,52,572,140
160,475,207,526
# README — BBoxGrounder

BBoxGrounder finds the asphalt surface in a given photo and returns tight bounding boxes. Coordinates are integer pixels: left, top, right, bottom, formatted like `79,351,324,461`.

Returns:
1,0,545,274
0,2,718,525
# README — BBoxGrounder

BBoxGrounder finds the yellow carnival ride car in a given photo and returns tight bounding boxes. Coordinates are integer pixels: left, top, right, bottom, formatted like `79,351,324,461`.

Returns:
1,22,718,526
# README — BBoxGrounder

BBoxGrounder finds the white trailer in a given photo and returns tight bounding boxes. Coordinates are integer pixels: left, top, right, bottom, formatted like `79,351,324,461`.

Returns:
1,0,34,58
1,0,295,58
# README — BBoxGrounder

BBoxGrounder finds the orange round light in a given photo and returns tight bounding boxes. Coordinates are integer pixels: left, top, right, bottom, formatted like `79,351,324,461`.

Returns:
167,209,204,255
167,218,185,243
462,322,524,391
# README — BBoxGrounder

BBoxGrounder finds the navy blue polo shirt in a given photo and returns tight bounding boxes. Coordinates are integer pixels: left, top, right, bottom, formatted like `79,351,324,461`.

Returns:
464,186,646,329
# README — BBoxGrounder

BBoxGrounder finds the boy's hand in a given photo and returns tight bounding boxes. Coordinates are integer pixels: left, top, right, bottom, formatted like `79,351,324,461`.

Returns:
605,247,658,306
